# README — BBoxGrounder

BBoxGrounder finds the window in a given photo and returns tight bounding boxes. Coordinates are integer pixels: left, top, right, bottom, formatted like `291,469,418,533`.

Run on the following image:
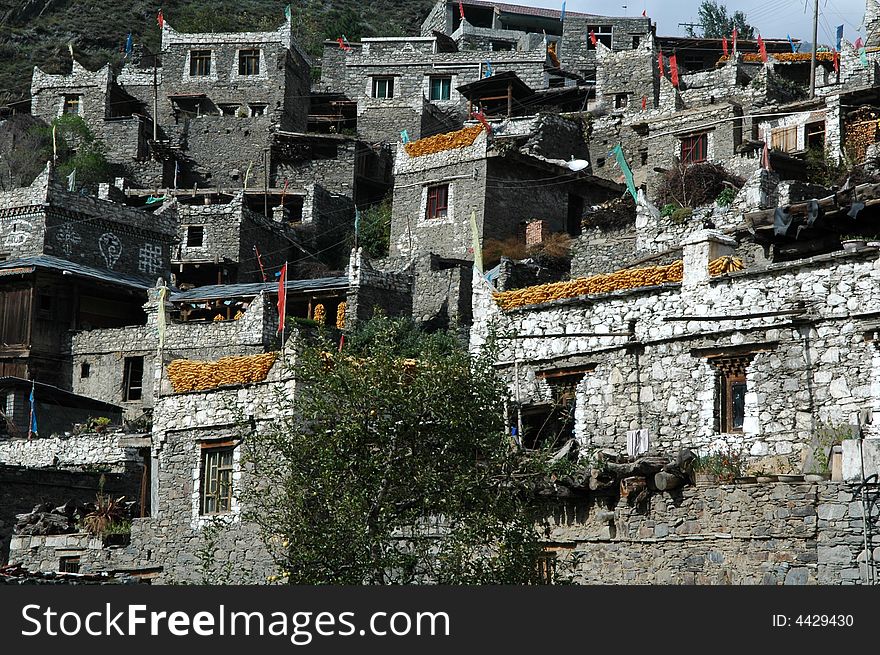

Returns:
372,77,394,99
632,35,641,49
200,445,235,515
425,184,449,219
549,76,566,88
770,125,798,153
238,49,260,76
187,225,205,248
596,157,605,168
535,551,557,584
63,95,81,115
807,121,825,150
490,40,515,51
521,367,592,450
218,104,239,117
59,556,80,573
123,356,144,402
37,295,53,316
709,357,751,433
189,50,212,76
615,93,628,109
80,362,90,379
249,104,267,117
429,76,451,101
680,132,708,164
587,25,613,49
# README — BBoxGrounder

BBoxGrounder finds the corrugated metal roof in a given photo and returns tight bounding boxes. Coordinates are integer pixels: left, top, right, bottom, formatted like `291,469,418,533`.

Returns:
0,255,154,290
171,276,350,302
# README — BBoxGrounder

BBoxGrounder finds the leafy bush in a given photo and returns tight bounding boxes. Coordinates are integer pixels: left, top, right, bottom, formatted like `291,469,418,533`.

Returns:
82,493,127,536
660,203,678,218
694,449,743,481
716,186,737,206
670,207,693,224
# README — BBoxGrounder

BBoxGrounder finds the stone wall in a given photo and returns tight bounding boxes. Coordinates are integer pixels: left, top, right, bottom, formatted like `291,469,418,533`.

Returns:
570,224,637,278
544,481,875,585
0,433,140,471
472,234,880,471
560,15,652,77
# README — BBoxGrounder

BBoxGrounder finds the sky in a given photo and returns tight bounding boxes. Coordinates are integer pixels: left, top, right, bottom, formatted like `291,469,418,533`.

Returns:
519,0,869,43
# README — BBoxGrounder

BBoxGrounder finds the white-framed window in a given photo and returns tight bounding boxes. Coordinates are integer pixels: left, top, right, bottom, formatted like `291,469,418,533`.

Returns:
587,25,613,50
418,182,454,222
191,437,242,527
238,49,261,76
372,77,395,99
429,76,452,101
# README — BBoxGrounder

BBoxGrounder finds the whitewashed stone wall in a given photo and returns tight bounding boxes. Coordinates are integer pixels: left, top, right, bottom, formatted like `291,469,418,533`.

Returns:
0,434,139,471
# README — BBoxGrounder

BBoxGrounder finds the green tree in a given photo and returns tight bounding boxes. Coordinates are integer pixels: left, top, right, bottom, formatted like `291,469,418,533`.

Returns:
32,115,112,192
688,1,755,40
242,316,555,584
348,194,393,259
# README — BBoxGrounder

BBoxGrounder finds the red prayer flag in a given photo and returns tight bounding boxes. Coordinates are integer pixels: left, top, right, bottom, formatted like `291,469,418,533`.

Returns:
157,9,164,28
641,95,647,110
669,53,679,88
722,36,729,57
732,26,738,53
762,139,772,171
589,30,597,46
855,37,864,49
642,9,647,17
834,50,840,73
459,0,465,20
658,49,665,77
276,263,287,335
757,34,768,62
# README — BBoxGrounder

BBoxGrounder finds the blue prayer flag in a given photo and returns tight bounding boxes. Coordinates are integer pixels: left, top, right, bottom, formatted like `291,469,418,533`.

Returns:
400,129,409,143
124,32,133,57
610,145,637,202
560,1,566,22
28,381,38,439
836,25,844,52
787,34,796,53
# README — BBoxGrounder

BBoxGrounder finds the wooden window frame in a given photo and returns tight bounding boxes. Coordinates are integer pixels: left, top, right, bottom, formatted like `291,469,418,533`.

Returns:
63,95,81,115
200,444,235,515
681,132,708,165
238,49,260,76
535,551,557,585
709,356,751,434
59,556,81,573
425,184,449,219
123,356,144,402
189,50,212,77
187,225,205,248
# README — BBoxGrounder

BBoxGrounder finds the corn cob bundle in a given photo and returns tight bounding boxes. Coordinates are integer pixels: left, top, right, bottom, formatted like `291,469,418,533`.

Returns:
403,125,483,157
336,302,347,330
708,255,744,276
718,52,834,65
167,353,278,393
313,303,326,324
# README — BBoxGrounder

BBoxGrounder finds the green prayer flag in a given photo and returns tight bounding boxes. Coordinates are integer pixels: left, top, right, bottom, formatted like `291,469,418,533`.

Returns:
284,4,291,20
610,145,637,202
860,47,869,68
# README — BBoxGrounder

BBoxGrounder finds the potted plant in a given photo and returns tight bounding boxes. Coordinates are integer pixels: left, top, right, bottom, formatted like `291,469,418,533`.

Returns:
693,449,743,486
89,416,112,433
82,492,128,543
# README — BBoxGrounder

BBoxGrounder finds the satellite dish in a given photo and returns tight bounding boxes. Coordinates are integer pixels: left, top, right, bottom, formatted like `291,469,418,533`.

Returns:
567,157,589,172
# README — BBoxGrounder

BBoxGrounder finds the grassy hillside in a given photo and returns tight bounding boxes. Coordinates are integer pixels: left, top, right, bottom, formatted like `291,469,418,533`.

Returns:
0,0,436,104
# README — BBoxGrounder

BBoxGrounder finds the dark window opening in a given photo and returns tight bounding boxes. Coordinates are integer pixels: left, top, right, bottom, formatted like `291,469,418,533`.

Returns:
807,121,825,150
709,356,752,433
582,69,597,84
429,76,452,101
640,150,648,166
123,356,144,402
426,184,449,219
63,95,81,115
187,225,205,248
587,25,613,50
59,556,80,573
200,445,235,515
238,49,260,76
490,40,515,51
249,104,267,117
372,77,394,99
535,552,557,584
549,76,566,88
681,133,708,164
615,93,628,109
80,362,90,379
218,104,239,117
566,194,584,237
632,35,641,49
189,50,212,76
596,157,605,167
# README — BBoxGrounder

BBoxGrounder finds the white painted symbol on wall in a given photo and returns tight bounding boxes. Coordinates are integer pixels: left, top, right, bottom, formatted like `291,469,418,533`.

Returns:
98,232,123,269
2,220,33,247
139,243,163,276
56,223,82,256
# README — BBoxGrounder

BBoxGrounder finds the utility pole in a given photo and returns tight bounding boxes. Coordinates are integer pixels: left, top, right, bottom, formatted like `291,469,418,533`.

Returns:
809,0,819,98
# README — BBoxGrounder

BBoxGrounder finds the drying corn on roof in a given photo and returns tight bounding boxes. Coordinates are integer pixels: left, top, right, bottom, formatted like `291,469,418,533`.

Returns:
167,353,277,393
718,52,835,64
493,256,743,310
403,125,484,157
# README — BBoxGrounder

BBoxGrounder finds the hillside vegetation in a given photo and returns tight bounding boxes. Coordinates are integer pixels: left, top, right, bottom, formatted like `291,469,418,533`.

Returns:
0,0,436,104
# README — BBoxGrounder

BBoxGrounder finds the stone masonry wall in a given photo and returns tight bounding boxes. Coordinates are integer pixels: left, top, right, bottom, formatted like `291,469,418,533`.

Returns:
544,481,875,585
0,434,138,471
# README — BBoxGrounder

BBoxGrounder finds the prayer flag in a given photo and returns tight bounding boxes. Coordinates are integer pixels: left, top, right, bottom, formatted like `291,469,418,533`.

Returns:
757,34,768,63
157,9,164,28
589,30,597,46
470,209,483,273
560,1,565,23
173,160,179,189
855,36,863,49
68,42,74,58
354,206,361,240
833,49,840,73
28,381,38,440
669,53,679,87
762,139,772,171
732,26,738,53
860,47,869,67
836,25,844,52
276,263,287,335
459,0,465,20
484,60,493,77
722,36,729,57
124,32,133,58
641,95,647,110
787,34,796,53
67,168,76,192
284,4,291,21
400,129,409,143
610,145,637,202
642,9,647,17
658,49,665,77
158,287,168,348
